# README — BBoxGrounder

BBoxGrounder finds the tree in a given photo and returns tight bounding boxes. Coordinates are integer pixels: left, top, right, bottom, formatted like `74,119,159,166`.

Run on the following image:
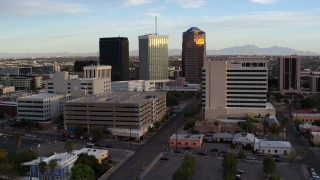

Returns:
14,133,22,151
239,119,253,132
294,120,303,126
222,154,238,180
38,161,48,180
90,128,103,140
48,159,58,180
64,140,74,154
70,163,95,180
268,174,281,180
238,149,245,159
288,147,304,164
268,124,282,135
75,153,108,179
263,156,276,175
74,125,85,137
172,154,195,180
312,120,320,127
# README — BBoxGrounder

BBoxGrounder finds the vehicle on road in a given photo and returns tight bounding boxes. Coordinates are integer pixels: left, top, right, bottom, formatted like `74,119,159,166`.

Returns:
236,169,244,174
159,156,169,160
245,156,255,160
210,148,219,152
236,174,241,180
87,142,94,146
198,151,207,156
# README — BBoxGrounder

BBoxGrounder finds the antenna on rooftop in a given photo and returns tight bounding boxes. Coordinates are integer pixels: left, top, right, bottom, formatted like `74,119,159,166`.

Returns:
155,16,157,35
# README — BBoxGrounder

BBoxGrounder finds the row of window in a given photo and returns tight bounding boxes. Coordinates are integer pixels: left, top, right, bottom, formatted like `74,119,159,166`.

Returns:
227,70,267,72
227,101,266,103
227,96,266,99
227,79,267,81
227,83,267,86
227,92,266,94
227,105,266,108
227,74,267,77
227,87,267,90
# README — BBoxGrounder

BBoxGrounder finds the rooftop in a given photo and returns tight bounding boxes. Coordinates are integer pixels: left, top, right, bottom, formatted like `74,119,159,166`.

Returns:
18,93,65,100
233,132,255,143
259,141,291,148
170,133,203,140
292,113,320,117
67,91,165,104
74,148,108,158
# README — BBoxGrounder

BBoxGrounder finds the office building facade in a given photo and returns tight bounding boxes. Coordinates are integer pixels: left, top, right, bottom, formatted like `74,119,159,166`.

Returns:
204,57,275,120
278,56,301,95
99,37,129,81
139,34,169,80
182,27,206,84
64,91,166,138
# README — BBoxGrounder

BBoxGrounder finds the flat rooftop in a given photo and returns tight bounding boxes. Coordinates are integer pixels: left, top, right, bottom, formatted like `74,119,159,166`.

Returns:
68,91,165,104
170,133,203,140
18,93,65,100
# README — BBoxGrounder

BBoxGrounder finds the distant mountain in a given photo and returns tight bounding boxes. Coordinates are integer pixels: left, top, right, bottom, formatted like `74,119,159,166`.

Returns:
1,45,318,58
207,44,319,56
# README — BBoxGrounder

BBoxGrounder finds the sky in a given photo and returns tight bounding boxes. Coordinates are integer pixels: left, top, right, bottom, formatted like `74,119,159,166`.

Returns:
0,0,320,53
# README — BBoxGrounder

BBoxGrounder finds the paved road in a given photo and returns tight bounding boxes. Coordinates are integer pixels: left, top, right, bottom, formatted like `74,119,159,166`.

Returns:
286,124,320,175
106,100,197,180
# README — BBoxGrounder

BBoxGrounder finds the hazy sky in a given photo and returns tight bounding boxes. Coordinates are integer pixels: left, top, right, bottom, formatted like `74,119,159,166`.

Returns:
1,0,320,53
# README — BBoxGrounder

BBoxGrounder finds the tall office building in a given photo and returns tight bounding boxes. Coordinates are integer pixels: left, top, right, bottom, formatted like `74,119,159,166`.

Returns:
138,34,169,80
99,37,129,81
278,56,301,95
203,57,275,120
182,27,206,84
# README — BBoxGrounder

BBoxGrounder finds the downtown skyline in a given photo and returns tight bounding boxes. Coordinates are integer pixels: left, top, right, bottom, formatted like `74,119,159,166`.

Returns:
1,0,320,54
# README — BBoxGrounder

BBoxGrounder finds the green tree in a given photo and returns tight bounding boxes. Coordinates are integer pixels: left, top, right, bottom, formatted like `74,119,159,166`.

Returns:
75,153,108,179
166,93,179,107
239,119,253,132
268,174,281,180
38,161,48,180
268,124,282,135
172,154,195,180
90,128,103,140
14,133,22,151
288,147,304,164
70,163,95,180
312,120,320,126
48,159,58,180
294,120,303,126
222,154,238,180
263,156,276,175
238,149,245,159
64,140,74,154
74,125,85,137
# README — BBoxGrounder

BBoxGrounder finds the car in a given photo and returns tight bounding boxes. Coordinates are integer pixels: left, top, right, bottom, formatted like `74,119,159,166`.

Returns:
183,151,191,154
105,145,112,148
311,172,317,177
274,157,281,162
87,142,94,146
159,156,169,160
313,175,320,180
236,174,241,180
86,145,93,148
210,148,219,152
236,169,244,174
246,156,255,160
94,144,103,149
198,152,208,156
80,136,84,139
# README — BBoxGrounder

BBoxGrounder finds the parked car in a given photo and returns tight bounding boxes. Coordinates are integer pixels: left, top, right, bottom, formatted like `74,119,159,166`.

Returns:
87,142,94,146
246,156,255,160
198,151,207,156
210,148,219,152
160,156,169,160
236,174,241,180
236,169,244,174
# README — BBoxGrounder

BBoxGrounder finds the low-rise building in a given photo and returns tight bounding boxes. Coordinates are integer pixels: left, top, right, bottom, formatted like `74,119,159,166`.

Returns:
265,116,280,126
292,113,320,124
232,132,255,148
169,133,203,149
111,80,155,91
299,123,320,132
64,91,166,138
0,85,15,94
212,132,233,142
311,132,320,145
17,93,71,122
23,148,108,180
254,140,291,156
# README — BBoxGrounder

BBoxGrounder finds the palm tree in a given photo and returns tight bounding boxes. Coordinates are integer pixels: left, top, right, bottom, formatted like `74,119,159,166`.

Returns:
64,140,74,154
38,161,48,180
48,159,58,180
14,133,22,151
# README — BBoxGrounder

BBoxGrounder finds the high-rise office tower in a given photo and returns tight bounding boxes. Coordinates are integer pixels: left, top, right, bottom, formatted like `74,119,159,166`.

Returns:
99,37,129,81
203,57,274,120
138,34,169,80
182,27,206,84
278,56,301,95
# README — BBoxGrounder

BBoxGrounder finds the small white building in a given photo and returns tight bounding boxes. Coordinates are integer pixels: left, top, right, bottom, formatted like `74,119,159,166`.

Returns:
111,80,155,91
17,93,71,122
232,132,255,147
213,132,233,142
254,140,292,156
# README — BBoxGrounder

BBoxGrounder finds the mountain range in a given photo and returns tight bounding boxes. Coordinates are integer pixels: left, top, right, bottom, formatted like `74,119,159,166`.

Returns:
0,44,318,58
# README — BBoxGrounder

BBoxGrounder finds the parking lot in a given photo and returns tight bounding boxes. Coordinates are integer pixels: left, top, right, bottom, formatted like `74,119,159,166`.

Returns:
144,152,305,180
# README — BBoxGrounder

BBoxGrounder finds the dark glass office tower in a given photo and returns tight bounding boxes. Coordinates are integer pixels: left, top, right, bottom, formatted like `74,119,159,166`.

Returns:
278,56,301,95
182,27,206,84
99,37,129,81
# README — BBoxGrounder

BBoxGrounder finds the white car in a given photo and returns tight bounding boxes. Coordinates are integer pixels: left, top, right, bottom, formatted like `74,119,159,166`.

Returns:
87,142,94,146
246,156,255,160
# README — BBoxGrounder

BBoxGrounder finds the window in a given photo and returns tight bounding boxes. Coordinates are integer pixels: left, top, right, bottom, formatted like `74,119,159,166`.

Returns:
268,150,270,153
185,142,188,145
274,150,278,153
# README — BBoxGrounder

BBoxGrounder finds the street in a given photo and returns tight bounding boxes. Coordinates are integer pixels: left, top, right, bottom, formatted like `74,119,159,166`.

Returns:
106,100,196,180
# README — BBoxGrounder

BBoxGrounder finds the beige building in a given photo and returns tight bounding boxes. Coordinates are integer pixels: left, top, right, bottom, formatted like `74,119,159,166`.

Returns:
17,93,71,122
278,56,301,95
169,134,203,149
83,65,111,79
0,85,15,94
64,91,166,138
46,69,111,98
311,132,320,145
203,57,275,120
291,113,320,124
